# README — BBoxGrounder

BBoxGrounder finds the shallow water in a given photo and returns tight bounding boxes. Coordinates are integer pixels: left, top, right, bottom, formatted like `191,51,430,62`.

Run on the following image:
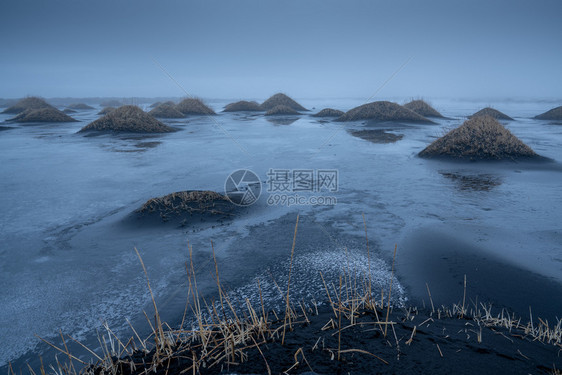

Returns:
0,98,561,370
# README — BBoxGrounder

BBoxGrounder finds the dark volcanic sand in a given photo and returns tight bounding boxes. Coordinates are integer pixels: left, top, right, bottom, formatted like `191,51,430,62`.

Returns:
86,304,561,375
396,228,562,323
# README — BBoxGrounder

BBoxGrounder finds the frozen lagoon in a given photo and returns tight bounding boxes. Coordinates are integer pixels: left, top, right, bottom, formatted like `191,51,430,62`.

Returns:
0,97,561,370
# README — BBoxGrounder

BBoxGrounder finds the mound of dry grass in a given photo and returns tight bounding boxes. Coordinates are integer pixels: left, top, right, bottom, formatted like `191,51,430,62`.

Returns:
419,116,539,160
404,100,444,118
148,103,185,118
265,105,301,116
7,107,77,123
136,190,234,222
98,107,115,115
223,100,262,112
79,105,175,133
337,101,433,123
470,107,513,120
312,108,345,117
67,103,94,110
97,107,116,115
2,96,55,114
534,106,562,121
150,101,175,108
260,93,307,111
175,98,215,115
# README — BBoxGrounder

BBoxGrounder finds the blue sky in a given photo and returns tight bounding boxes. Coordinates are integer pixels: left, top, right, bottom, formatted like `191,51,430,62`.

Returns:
1,0,561,99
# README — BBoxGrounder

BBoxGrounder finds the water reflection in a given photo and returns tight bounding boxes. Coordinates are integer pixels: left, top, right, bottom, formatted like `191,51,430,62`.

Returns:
440,171,502,191
266,116,299,125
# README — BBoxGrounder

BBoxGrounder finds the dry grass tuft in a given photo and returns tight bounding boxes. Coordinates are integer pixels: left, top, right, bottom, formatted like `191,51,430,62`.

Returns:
148,103,185,119
2,96,55,114
223,101,262,112
7,108,77,123
419,116,538,160
403,100,444,118
470,107,513,120
175,98,216,115
312,108,345,118
337,101,433,123
136,190,232,220
23,227,562,375
79,105,176,133
260,93,307,111
535,106,562,121
265,105,301,116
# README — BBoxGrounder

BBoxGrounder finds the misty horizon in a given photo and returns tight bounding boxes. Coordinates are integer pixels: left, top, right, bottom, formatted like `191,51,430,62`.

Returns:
1,0,561,101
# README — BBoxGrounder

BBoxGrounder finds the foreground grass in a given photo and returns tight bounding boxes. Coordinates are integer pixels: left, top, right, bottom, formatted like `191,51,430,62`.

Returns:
18,217,562,375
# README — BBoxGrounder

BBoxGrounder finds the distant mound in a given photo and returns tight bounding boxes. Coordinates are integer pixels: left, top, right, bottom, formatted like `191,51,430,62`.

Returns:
63,108,77,114
134,190,238,225
148,103,185,118
260,93,307,111
337,101,433,123
2,97,54,114
470,107,513,120
149,101,174,108
98,107,116,115
79,105,176,133
175,98,215,115
223,101,262,112
67,103,94,110
312,108,345,117
419,116,539,160
265,105,301,116
7,108,77,123
404,100,444,118
534,106,562,121
100,99,122,107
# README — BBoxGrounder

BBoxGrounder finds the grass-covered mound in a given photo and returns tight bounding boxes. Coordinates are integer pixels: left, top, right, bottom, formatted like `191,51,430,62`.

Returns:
223,100,262,112
79,105,175,133
7,108,77,123
98,107,116,115
175,98,216,115
337,101,433,123
148,103,185,118
419,116,539,160
265,105,301,116
534,106,562,120
404,100,444,118
67,103,94,110
312,108,345,117
135,190,237,224
149,101,175,108
470,107,513,120
260,93,307,111
2,96,55,114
